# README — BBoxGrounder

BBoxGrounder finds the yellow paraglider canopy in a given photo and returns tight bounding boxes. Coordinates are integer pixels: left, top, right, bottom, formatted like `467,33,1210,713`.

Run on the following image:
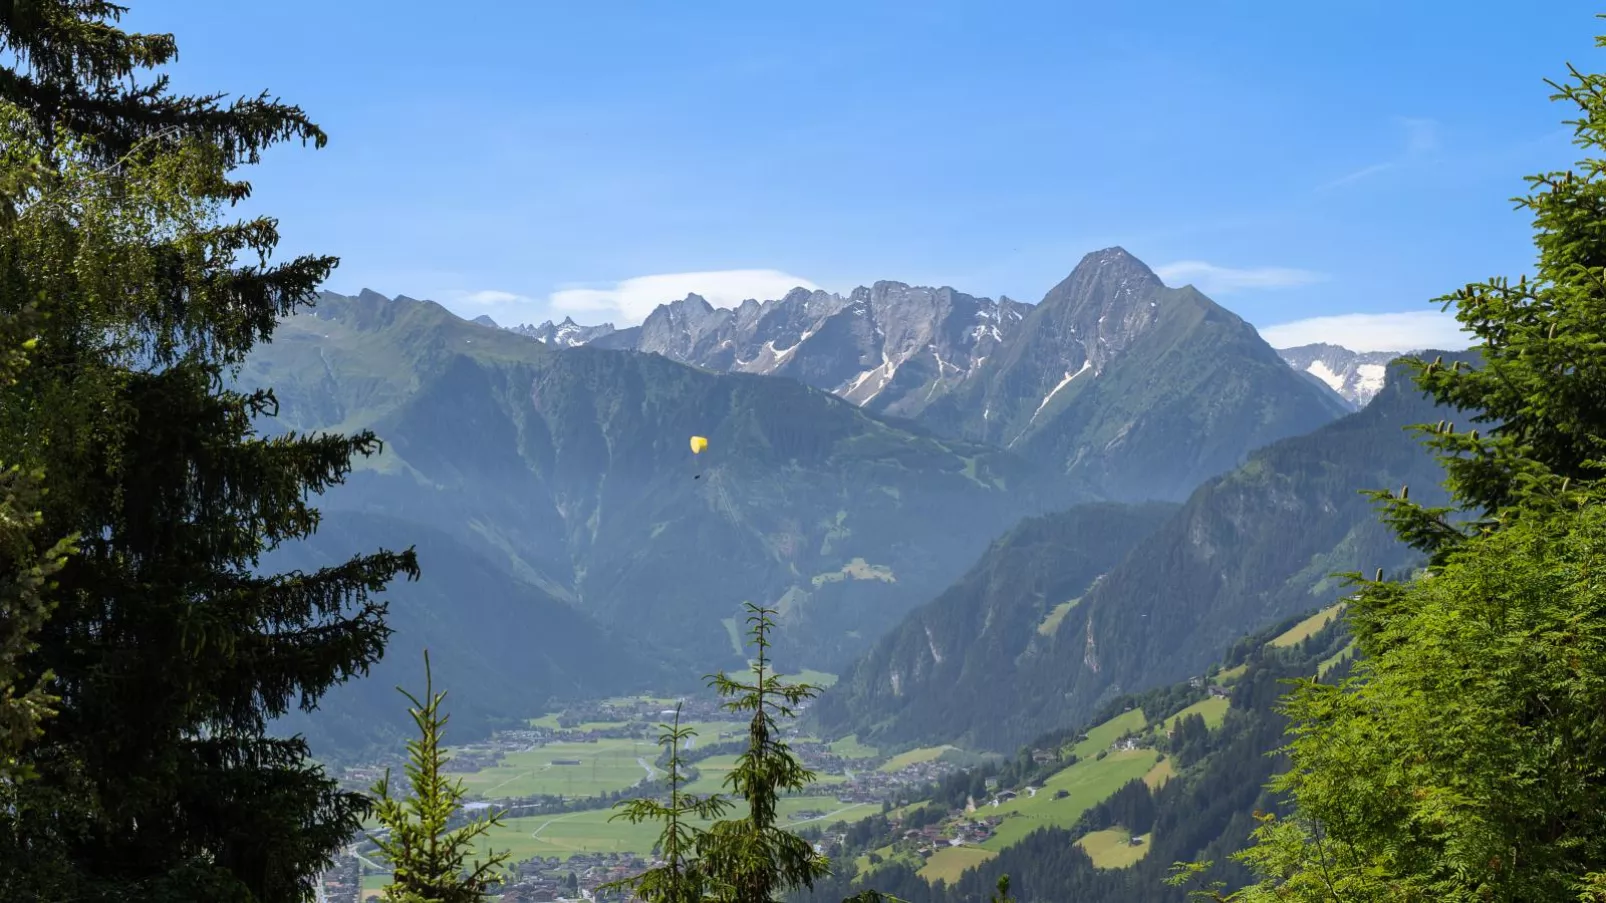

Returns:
689,435,708,455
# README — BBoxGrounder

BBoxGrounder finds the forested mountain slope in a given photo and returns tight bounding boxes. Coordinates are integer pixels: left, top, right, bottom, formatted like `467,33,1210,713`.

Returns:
815,353,1467,750
798,612,1357,903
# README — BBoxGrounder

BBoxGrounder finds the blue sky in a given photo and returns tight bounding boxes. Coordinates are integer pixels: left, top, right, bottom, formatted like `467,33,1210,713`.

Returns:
130,1,1598,349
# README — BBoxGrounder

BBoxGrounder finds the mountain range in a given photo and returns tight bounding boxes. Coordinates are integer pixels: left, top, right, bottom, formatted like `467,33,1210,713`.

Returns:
242,289,1092,751
809,353,1464,751
248,248,1428,757
496,249,1350,502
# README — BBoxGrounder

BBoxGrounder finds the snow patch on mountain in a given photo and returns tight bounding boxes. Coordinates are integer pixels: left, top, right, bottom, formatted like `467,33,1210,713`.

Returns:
1277,343,1406,408
1029,360,1092,426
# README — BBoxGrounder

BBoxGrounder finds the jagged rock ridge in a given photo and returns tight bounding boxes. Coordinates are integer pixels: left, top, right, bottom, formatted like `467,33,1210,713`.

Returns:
511,316,620,347
458,248,1350,502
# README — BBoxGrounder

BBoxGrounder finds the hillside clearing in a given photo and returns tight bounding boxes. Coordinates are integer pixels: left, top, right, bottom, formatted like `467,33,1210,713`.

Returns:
1036,598,1082,636
1270,603,1345,648
1077,828,1151,869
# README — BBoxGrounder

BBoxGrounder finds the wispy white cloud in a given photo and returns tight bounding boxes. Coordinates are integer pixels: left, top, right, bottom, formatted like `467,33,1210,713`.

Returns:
436,268,823,328
1257,310,1473,353
548,269,821,324
1154,260,1326,294
1317,117,1440,191
453,289,529,306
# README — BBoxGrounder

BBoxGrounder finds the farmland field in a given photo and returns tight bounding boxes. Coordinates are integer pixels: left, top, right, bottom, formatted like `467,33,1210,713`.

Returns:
918,846,997,883
828,734,880,759
1142,758,1174,789
454,722,744,800
1161,696,1230,732
1270,603,1344,648
474,794,879,861
981,748,1160,850
1072,709,1146,758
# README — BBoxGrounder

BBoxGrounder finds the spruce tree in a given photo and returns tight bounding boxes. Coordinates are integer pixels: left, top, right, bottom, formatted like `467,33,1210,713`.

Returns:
369,653,510,903
1363,21,1606,568
601,703,731,903
696,604,831,903
0,3,418,900
1167,18,1606,903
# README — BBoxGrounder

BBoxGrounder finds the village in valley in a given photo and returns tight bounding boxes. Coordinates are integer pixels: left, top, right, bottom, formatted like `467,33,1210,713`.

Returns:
314,693,977,902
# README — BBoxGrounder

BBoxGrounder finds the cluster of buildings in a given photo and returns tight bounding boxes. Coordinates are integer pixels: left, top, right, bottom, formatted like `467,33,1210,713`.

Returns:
822,756,962,805
895,813,1004,857
493,852,651,902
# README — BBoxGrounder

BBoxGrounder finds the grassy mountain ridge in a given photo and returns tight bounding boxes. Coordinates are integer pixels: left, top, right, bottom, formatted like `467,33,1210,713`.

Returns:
816,353,1466,751
240,291,1089,718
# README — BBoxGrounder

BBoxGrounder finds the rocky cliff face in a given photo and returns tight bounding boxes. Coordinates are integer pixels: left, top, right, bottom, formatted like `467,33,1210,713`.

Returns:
917,248,1353,500
594,283,1033,422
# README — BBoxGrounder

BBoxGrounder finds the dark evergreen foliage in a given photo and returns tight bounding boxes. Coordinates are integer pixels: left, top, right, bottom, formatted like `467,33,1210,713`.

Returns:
0,3,418,900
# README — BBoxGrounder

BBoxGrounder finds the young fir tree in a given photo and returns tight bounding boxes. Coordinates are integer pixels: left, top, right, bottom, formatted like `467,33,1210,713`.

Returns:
0,3,419,900
600,703,732,903
1169,19,1606,903
607,604,907,903
696,604,832,903
370,653,510,903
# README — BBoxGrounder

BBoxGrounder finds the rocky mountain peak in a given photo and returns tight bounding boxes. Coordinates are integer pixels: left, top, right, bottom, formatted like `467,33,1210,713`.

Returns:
1026,247,1168,377
507,315,618,347
472,314,499,328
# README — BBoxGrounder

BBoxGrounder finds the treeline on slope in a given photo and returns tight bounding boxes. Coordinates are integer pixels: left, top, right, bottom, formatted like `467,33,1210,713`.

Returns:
793,615,1355,903
818,352,1467,752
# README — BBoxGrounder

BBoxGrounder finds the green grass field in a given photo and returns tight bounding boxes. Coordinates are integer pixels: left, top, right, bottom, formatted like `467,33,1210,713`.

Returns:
1213,662,1248,685
854,845,920,879
1076,828,1150,869
1071,709,1146,759
453,723,740,800
476,795,879,862
878,746,954,773
1318,640,1355,677
980,747,1160,850
1142,758,1174,789
778,668,839,688
1270,603,1345,648
828,734,880,759
683,753,741,795
1161,696,1230,732
918,845,997,884
1036,598,1081,637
